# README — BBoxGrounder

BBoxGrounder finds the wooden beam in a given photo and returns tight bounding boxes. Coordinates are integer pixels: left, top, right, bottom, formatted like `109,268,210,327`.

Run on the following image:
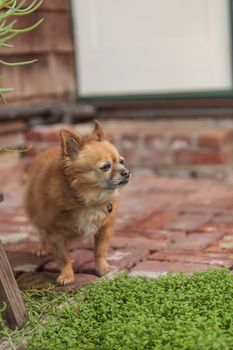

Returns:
0,241,27,329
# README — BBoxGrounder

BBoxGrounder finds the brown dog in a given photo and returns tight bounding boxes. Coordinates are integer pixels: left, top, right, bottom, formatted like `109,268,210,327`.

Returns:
24,121,130,285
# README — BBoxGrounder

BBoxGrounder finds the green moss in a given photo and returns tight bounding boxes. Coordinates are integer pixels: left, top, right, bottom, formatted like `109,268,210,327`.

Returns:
1,269,233,350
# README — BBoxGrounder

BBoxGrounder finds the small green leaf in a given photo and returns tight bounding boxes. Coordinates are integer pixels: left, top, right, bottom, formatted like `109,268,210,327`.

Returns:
0,58,38,66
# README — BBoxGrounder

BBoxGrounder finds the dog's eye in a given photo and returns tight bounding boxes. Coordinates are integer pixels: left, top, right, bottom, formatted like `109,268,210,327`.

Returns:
100,163,111,172
119,158,125,165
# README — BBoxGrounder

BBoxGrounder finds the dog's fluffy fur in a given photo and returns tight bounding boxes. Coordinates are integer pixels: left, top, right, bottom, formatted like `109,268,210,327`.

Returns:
24,121,130,285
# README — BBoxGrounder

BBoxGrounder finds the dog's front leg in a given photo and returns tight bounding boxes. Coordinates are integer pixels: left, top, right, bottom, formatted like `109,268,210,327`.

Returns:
35,230,48,256
94,225,113,276
49,234,75,285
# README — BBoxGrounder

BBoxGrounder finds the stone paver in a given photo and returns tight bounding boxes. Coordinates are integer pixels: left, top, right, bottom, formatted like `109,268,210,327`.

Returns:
110,235,169,251
167,231,224,251
80,248,149,274
6,251,51,272
149,251,233,268
1,175,233,290
164,213,214,231
130,260,221,276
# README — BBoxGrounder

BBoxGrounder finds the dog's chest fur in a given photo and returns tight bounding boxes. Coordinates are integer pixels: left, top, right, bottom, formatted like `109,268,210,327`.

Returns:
72,206,107,237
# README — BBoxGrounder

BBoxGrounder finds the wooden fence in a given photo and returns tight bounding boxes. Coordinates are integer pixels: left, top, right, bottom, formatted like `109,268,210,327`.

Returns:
0,0,77,106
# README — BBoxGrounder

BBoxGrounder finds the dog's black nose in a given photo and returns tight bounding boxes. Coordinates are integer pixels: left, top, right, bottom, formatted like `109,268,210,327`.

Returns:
121,169,130,178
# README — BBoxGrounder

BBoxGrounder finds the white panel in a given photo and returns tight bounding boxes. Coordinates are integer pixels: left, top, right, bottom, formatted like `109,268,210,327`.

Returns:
72,0,232,96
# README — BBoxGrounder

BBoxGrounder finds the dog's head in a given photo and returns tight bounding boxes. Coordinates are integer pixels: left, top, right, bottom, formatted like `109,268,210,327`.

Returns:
60,121,130,191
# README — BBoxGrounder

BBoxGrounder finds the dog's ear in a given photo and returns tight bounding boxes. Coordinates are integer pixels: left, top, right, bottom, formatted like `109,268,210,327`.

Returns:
60,129,82,159
91,120,105,141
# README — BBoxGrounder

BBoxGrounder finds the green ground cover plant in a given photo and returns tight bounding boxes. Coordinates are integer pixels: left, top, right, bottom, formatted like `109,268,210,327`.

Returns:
1,269,233,350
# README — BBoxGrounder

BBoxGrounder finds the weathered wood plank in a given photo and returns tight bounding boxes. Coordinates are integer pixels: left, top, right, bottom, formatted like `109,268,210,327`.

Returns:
41,0,70,10
1,53,76,101
1,12,73,55
0,241,27,329
0,0,75,105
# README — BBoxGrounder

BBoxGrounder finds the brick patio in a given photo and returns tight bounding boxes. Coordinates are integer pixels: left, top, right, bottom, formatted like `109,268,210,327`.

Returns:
1,175,233,290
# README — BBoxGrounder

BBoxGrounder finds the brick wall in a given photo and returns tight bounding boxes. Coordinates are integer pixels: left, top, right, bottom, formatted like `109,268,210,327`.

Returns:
23,120,233,178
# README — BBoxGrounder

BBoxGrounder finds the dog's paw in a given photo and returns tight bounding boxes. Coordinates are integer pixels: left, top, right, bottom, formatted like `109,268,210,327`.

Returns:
57,273,75,285
96,261,113,276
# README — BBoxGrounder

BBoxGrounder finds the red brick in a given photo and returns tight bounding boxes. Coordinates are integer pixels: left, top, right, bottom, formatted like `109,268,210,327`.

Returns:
140,152,172,167
175,149,233,165
133,211,179,232
0,121,26,135
108,248,149,269
0,223,28,233
128,176,185,191
0,232,30,245
115,193,173,231
143,229,185,242
167,231,224,251
0,152,20,171
69,248,94,268
130,260,220,275
25,130,42,142
212,214,233,225
72,274,97,290
110,235,169,251
0,212,29,225
26,124,74,142
207,234,233,253
0,133,26,150
120,149,140,166
167,204,228,214
24,145,39,157
165,213,213,231
43,249,94,273
6,251,51,272
4,241,38,253
0,163,25,189
0,221,37,235
120,134,139,150
197,130,233,149
200,224,223,233
144,135,167,150
170,136,192,151
80,248,149,274
68,237,93,250
149,251,233,268
122,191,172,212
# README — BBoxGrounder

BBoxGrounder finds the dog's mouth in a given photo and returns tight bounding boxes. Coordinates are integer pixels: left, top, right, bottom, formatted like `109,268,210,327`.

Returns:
107,176,130,189
118,178,130,186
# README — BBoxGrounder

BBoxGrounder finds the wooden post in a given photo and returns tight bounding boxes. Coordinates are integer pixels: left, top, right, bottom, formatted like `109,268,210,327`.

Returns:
0,193,27,329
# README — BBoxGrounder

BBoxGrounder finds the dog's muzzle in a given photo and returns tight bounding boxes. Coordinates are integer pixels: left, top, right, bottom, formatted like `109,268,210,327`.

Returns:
118,168,131,185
